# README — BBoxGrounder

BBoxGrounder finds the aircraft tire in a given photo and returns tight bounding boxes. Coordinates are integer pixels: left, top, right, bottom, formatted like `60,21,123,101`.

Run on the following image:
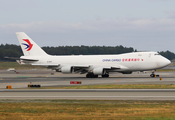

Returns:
150,74,155,77
102,74,109,78
86,74,91,78
86,73,98,78
94,75,98,78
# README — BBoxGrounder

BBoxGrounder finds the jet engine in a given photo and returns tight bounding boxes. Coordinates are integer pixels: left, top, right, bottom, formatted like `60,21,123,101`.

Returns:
93,67,104,75
61,66,73,73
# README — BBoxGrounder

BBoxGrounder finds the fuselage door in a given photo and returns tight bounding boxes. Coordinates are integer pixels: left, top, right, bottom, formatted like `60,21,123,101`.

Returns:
149,53,151,58
138,53,142,57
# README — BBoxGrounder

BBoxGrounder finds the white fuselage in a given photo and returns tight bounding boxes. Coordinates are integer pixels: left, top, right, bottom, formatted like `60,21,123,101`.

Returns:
21,51,171,73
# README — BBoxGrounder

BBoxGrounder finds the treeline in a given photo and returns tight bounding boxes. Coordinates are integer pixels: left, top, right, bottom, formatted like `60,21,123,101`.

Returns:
0,44,175,61
42,45,134,55
0,44,22,61
159,51,175,60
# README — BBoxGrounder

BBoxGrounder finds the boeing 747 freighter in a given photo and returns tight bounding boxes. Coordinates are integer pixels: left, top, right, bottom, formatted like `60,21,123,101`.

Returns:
15,32,171,78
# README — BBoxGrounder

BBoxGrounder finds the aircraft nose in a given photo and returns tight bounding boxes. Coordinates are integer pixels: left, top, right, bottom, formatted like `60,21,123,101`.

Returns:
167,59,171,65
159,57,171,67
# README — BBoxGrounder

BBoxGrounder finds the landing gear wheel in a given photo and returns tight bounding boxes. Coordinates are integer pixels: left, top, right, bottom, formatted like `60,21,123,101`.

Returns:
86,74,90,78
86,73,98,78
102,74,109,78
150,74,155,78
150,70,156,78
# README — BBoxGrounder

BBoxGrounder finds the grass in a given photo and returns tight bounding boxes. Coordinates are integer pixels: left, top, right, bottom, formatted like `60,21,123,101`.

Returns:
0,100,175,120
0,62,44,70
41,84,175,89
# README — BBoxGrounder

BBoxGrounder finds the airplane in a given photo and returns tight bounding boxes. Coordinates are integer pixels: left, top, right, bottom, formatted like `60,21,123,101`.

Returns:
15,32,171,78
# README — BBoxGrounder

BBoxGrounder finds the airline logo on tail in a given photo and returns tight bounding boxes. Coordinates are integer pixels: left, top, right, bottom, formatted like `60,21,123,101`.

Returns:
22,39,33,51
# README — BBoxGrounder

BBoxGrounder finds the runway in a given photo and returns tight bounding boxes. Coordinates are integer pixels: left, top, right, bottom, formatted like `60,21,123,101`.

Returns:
0,70,175,89
0,70,175,100
1,76,175,89
0,89,175,100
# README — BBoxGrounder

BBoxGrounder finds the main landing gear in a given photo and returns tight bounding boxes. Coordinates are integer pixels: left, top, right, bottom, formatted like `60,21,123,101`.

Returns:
86,73,98,78
102,74,109,78
86,73,109,78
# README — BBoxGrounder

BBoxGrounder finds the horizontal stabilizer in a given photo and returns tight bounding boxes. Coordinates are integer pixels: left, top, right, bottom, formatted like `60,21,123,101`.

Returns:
20,58,39,61
5,56,38,61
5,57,20,60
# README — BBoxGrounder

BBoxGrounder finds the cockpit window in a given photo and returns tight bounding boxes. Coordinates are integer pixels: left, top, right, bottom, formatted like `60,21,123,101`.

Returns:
154,53,160,55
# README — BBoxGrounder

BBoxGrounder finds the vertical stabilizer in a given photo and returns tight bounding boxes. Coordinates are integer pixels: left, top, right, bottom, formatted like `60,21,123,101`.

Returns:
16,32,48,56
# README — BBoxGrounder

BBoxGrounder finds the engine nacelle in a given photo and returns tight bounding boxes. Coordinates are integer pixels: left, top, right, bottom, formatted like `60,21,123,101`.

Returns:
93,67,104,75
61,66,73,74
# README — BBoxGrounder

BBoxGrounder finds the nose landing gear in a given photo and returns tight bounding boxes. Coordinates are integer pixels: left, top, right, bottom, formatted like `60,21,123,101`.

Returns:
150,70,159,77
150,73,155,77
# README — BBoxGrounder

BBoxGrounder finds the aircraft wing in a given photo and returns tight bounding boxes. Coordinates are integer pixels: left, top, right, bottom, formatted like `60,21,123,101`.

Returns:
26,61,126,73
5,57,20,60
100,65,127,69
60,64,126,74
72,64,126,74
31,64,90,68
32,64,60,67
102,66,120,69
71,65,90,74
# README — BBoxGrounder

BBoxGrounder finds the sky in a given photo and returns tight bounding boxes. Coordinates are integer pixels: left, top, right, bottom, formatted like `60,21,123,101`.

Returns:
0,0,175,52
